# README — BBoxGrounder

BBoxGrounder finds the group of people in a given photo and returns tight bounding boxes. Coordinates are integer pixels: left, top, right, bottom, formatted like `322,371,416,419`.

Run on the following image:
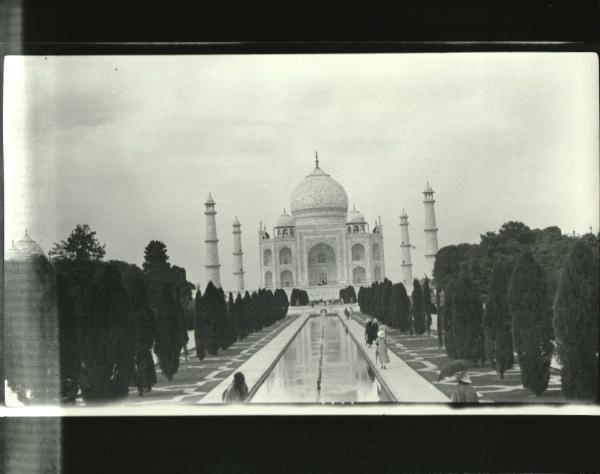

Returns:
365,316,390,369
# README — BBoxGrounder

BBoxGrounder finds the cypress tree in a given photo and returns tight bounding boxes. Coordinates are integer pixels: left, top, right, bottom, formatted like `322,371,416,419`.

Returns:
483,258,514,379
412,279,426,336
450,270,485,363
436,289,444,349
202,282,223,355
397,283,411,333
380,279,393,325
235,293,248,340
216,287,229,350
442,282,458,358
130,275,157,395
358,287,366,313
242,291,253,335
508,252,554,396
553,241,599,401
56,271,80,403
422,277,433,336
79,264,135,401
193,288,207,361
266,289,276,326
154,283,187,381
251,291,261,332
290,288,298,306
227,292,238,346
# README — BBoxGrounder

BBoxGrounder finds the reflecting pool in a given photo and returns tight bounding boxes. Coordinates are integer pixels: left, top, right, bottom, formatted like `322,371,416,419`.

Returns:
251,315,391,403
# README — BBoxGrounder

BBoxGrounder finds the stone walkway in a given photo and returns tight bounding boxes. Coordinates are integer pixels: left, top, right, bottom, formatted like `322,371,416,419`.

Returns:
119,311,302,405
353,310,565,403
338,313,449,402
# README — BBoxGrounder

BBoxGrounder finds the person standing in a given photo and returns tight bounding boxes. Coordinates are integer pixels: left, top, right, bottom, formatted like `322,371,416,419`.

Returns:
365,317,374,346
451,371,479,403
376,326,390,369
222,372,249,403
370,318,380,346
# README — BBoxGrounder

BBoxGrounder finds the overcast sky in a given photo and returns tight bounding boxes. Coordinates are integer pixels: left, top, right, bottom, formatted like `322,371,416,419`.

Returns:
4,53,599,290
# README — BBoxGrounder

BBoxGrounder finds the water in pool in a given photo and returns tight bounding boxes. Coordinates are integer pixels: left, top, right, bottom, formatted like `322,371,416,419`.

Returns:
251,315,391,403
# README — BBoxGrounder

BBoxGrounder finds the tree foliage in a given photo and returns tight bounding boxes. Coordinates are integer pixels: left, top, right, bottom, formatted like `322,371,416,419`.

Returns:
142,240,170,271
49,224,106,262
412,279,426,336
5,255,60,404
483,258,514,378
422,277,433,335
508,252,554,396
448,269,485,363
388,283,411,332
553,240,599,401
154,283,188,381
78,264,135,401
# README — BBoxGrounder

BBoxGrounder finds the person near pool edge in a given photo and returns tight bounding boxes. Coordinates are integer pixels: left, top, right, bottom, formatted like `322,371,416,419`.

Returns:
222,372,249,403
376,325,390,369
365,316,374,346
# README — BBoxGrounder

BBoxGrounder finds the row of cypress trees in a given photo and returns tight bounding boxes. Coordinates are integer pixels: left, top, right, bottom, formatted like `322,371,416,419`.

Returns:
193,283,289,360
357,277,435,336
437,240,598,400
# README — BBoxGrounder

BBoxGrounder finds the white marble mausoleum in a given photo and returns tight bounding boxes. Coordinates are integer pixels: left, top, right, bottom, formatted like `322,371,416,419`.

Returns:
258,155,385,300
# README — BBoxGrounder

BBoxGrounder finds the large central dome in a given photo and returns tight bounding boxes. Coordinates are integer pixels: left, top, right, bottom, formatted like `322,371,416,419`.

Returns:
290,161,348,219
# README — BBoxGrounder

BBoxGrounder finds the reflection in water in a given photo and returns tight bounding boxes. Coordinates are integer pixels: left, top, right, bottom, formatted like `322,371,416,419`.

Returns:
251,316,391,403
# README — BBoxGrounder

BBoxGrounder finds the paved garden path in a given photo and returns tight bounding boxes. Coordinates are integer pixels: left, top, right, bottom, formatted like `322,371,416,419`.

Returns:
353,310,564,403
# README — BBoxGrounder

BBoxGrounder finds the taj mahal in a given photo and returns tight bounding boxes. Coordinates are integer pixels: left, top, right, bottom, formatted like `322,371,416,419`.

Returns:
258,154,385,300
202,152,439,301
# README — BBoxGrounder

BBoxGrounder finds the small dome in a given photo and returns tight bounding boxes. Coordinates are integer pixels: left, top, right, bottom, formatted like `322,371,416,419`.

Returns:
275,209,295,228
290,161,348,219
205,192,215,204
424,182,434,193
14,230,44,260
346,206,366,224
400,209,408,218
233,216,240,226
6,241,23,261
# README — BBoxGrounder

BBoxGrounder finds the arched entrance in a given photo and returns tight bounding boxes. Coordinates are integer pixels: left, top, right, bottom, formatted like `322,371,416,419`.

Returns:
373,266,381,282
353,266,366,284
307,243,337,286
280,270,293,288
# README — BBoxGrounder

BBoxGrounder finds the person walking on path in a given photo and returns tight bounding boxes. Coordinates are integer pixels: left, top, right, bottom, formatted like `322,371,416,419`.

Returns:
369,318,380,346
344,307,350,320
376,326,390,369
222,372,249,403
450,371,479,403
365,317,374,347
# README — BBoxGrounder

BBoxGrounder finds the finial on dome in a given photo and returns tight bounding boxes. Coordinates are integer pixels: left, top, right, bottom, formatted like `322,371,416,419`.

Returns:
315,151,319,168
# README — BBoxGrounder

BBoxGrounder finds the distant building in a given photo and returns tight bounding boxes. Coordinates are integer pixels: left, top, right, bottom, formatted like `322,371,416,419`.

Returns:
258,154,385,300
6,229,44,261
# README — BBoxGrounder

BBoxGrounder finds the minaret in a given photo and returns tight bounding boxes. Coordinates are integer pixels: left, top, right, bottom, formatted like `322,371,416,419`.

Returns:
423,182,439,277
232,217,245,293
399,210,413,286
204,192,221,287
